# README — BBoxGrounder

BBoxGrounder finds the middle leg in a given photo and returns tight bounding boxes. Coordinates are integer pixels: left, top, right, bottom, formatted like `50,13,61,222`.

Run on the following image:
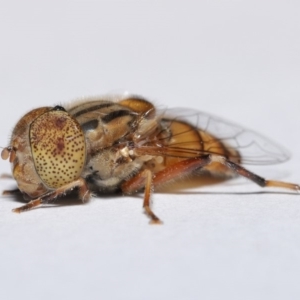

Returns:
121,155,212,223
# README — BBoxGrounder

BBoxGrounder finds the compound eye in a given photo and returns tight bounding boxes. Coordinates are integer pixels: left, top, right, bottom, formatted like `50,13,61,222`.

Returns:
29,109,86,189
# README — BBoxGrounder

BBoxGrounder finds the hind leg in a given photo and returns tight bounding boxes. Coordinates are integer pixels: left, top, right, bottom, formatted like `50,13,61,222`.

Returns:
122,154,299,223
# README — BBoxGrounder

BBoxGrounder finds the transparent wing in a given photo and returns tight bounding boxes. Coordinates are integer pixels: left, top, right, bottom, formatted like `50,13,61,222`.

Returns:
152,107,290,165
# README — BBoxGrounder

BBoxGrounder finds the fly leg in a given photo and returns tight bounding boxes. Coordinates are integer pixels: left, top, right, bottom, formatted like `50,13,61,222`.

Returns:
152,154,299,192
12,178,90,213
122,154,299,224
209,155,300,191
122,169,162,224
2,189,22,196
0,173,14,179
122,155,212,224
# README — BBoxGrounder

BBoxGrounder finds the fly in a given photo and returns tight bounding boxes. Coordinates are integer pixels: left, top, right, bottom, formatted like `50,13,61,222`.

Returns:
1,95,299,224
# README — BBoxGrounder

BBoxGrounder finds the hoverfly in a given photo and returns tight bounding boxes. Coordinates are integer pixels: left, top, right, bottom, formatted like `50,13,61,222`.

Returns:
1,95,299,224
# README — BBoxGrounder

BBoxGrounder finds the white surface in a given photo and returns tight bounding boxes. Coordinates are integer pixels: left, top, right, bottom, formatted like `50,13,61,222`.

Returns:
1,1,300,299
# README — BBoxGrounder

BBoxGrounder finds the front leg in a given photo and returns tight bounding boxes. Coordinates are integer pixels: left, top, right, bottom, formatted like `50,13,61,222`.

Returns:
2,189,22,196
12,178,91,213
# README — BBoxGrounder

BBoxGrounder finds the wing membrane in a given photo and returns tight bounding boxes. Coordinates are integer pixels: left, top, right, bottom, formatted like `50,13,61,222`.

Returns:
137,108,290,165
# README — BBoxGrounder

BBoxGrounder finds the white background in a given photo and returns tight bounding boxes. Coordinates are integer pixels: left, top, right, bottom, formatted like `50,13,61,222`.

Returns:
1,1,300,299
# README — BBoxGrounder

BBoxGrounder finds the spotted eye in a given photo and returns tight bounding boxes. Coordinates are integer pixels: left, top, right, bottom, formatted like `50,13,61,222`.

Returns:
29,109,86,189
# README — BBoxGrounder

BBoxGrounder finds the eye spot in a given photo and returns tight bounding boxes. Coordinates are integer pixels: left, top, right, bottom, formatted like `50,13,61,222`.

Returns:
55,117,67,130
56,137,65,152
